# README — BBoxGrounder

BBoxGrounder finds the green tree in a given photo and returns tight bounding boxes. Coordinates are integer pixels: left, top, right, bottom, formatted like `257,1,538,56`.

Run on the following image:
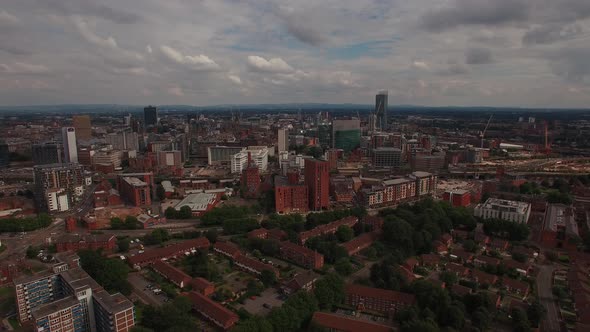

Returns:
177,206,193,219
165,207,177,219
156,184,166,201
400,319,439,332
334,258,354,276
26,246,39,259
526,300,546,328
110,217,123,229
78,249,132,295
511,307,531,332
205,229,218,243
471,308,491,331
261,269,277,286
144,229,170,245
313,274,345,310
118,238,130,252
336,225,354,242
462,239,477,252
439,271,458,286
124,216,139,229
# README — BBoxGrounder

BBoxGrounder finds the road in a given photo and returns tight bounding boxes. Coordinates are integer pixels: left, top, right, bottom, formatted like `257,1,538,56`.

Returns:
537,264,561,332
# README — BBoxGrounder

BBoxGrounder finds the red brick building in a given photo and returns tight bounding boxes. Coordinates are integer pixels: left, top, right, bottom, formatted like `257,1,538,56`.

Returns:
118,177,151,207
55,234,116,253
344,284,416,315
274,175,309,214
299,216,358,244
304,158,329,211
341,231,380,256
279,241,324,269
65,217,77,233
186,291,239,330
191,277,215,296
312,312,392,332
234,254,279,278
213,241,241,259
241,156,261,199
151,260,192,288
128,237,210,268
442,190,471,207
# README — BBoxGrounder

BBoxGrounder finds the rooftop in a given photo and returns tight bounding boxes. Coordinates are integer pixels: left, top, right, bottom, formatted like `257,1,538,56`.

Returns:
92,289,134,314
345,284,416,305
479,198,530,213
312,312,392,332
543,204,578,236
122,177,148,187
175,193,217,212
32,295,80,319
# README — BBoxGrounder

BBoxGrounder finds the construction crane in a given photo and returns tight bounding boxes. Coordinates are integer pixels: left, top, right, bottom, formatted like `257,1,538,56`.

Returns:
480,114,493,149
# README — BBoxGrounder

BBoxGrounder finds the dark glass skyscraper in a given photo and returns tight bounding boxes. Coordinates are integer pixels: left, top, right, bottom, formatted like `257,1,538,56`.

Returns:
144,105,158,127
375,90,388,131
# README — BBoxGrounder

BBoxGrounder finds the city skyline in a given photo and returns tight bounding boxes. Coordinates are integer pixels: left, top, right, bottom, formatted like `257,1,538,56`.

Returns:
0,0,589,108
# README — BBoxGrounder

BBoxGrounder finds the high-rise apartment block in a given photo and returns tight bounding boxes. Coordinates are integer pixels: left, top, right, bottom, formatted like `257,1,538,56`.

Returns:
118,177,151,207
375,90,388,131
277,128,289,153
241,156,261,199
14,254,135,332
304,158,329,211
144,105,158,127
32,142,63,165
274,175,308,214
72,115,92,140
62,127,78,163
33,163,87,212
372,147,402,168
106,131,139,151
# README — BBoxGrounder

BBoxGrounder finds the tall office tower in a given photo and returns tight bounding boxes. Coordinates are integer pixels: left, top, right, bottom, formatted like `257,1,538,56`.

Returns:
277,128,289,153
32,142,63,165
317,123,332,149
375,90,388,131
106,130,139,151
72,115,92,140
0,141,9,168
62,127,78,163
144,105,158,127
332,118,361,152
34,163,86,212
124,113,132,126
304,158,329,211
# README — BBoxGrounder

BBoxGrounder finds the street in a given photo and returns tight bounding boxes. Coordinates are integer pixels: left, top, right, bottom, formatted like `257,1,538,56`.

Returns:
537,264,561,332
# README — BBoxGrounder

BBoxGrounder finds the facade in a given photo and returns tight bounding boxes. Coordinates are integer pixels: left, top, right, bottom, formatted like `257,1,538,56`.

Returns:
157,150,182,168
411,171,438,196
144,105,158,127
332,118,361,152
92,149,123,168
375,90,388,131
151,261,192,288
344,284,415,315
72,115,92,140
15,255,135,332
443,189,471,207
274,176,309,214
105,131,139,151
119,177,151,207
33,163,86,212
62,127,78,163
372,147,402,168
342,232,380,256
540,204,578,249
474,198,531,223
234,254,279,278
279,241,324,269
231,146,268,173
410,153,445,172
277,128,288,153
361,177,416,208
32,142,63,165
304,158,329,211
55,234,116,253
207,146,245,166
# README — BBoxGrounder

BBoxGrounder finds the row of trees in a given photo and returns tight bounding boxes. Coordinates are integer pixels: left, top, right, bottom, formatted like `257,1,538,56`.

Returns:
78,249,132,295
110,216,141,230
0,213,52,232
482,218,530,241
200,205,255,225
164,206,194,219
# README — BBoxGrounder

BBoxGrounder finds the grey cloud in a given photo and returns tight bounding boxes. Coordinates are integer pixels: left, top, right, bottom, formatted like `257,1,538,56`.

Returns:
522,23,583,45
284,16,327,46
421,0,529,31
549,47,590,84
36,0,142,24
438,63,470,76
465,48,493,65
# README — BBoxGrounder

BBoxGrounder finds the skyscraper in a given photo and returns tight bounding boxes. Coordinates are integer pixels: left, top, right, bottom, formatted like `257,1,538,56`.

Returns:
332,118,361,152
72,115,92,140
62,127,78,163
277,128,288,153
304,158,329,211
375,90,388,131
144,105,158,127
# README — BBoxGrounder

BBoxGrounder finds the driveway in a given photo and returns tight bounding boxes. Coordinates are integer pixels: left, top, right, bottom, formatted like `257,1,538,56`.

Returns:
128,272,167,306
537,264,561,332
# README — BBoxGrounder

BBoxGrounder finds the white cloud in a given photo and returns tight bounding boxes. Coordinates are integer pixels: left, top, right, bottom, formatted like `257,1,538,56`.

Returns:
247,55,294,73
167,86,184,96
412,60,430,70
0,62,50,74
146,44,152,54
228,74,242,85
160,45,220,71
0,10,19,26
74,17,118,49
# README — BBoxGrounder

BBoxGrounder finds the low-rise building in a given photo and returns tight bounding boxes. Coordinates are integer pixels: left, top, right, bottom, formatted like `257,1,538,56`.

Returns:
55,234,116,253
174,193,219,217
191,277,215,296
540,204,578,250
151,261,192,289
281,271,319,295
344,284,416,315
279,241,324,269
186,291,239,330
128,237,210,268
311,312,393,332
474,198,531,224
234,254,279,278
341,231,380,256
213,242,241,260
299,216,358,244
502,277,530,299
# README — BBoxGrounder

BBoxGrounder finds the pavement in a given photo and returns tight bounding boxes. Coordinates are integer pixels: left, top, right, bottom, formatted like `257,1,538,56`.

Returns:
128,272,167,306
537,264,561,332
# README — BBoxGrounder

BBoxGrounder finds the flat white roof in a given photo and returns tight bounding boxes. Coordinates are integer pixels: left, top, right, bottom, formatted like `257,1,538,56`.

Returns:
175,193,217,212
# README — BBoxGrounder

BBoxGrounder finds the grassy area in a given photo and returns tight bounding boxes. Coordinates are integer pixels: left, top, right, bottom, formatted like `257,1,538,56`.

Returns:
0,286,13,298
0,244,6,254
8,317,20,329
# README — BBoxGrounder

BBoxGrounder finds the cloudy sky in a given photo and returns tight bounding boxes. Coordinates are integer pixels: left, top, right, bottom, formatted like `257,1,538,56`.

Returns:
1,0,590,107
